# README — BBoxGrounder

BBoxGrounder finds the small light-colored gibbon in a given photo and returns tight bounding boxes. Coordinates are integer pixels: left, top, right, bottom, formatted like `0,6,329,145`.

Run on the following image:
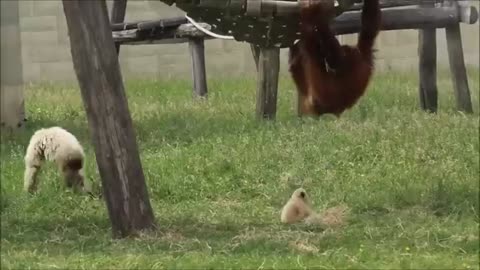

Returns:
281,188,313,224
280,188,350,227
289,0,381,116
24,126,87,194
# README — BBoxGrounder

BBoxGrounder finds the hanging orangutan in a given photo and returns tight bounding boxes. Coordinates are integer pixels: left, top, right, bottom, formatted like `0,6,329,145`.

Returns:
289,0,381,116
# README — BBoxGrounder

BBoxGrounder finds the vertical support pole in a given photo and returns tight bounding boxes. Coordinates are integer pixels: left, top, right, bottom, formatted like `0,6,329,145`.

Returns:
250,44,260,71
445,2,473,113
62,0,155,238
0,0,25,131
189,38,208,98
417,0,438,113
256,47,280,120
110,0,127,54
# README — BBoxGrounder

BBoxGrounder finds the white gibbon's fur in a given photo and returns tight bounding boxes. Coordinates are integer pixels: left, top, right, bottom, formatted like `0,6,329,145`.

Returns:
23,126,86,193
280,188,313,224
280,188,349,227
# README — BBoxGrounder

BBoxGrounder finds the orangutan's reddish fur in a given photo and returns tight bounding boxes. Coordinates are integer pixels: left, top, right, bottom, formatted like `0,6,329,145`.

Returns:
289,0,381,117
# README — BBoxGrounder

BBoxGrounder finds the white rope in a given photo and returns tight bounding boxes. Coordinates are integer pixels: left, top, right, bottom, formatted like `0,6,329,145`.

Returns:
184,14,235,40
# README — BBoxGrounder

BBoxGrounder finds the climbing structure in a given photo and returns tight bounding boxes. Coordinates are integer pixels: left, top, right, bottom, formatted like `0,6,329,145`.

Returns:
111,0,477,117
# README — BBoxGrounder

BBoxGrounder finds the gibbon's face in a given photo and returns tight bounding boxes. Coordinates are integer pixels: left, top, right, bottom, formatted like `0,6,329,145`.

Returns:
63,169,86,192
292,188,308,200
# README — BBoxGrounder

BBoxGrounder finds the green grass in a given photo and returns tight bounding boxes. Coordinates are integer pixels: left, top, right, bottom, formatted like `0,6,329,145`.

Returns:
1,70,479,269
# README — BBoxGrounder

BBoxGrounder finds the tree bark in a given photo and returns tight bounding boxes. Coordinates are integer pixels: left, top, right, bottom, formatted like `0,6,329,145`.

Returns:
62,0,156,238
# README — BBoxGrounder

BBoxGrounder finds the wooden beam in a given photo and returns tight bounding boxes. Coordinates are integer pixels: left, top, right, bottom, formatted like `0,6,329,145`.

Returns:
458,3,479,24
62,0,156,238
189,38,208,98
417,0,438,113
348,0,444,11
116,37,195,46
137,17,188,31
112,23,212,45
111,20,149,31
256,47,280,120
110,0,127,54
111,4,478,48
110,17,188,32
334,5,477,35
445,22,473,113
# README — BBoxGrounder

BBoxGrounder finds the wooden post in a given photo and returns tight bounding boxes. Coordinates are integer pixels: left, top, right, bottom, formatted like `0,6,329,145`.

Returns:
62,0,156,238
188,38,208,98
417,0,438,113
0,0,25,130
445,1,473,113
250,44,260,71
256,47,280,120
110,0,127,54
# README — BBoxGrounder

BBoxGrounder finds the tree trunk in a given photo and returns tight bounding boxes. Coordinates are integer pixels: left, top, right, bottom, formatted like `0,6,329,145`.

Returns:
62,0,156,238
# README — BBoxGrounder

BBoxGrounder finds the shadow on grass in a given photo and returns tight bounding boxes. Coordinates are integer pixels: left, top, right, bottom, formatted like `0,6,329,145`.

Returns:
2,208,328,255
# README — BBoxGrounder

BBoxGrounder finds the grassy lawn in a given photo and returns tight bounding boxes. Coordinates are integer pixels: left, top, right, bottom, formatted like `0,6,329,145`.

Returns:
1,70,479,269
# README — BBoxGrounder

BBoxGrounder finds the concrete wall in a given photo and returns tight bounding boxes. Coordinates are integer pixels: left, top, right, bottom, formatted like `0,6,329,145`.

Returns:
1,0,25,129
15,0,480,83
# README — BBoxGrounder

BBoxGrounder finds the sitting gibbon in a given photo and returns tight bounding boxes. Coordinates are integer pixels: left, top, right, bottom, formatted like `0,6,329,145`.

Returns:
280,188,349,228
281,188,314,224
